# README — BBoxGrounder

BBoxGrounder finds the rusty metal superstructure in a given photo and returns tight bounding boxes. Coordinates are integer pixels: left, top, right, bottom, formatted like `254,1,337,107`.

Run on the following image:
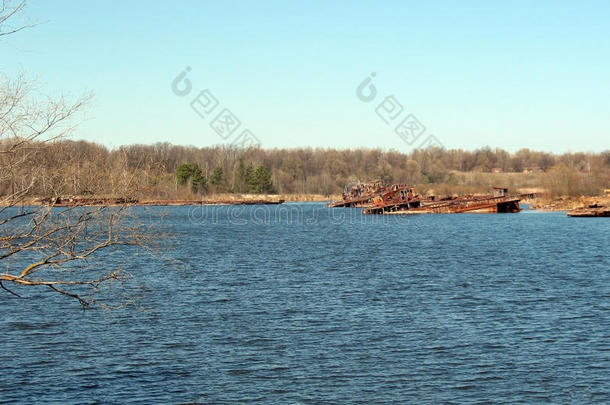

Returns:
327,181,396,208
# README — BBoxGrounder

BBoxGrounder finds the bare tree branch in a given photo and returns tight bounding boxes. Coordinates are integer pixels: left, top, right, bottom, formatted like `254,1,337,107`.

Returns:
0,279,20,297
0,1,35,37
0,3,155,307
48,284,89,307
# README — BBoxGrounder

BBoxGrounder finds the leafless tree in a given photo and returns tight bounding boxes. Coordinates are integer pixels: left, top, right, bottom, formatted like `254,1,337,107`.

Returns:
0,1,153,307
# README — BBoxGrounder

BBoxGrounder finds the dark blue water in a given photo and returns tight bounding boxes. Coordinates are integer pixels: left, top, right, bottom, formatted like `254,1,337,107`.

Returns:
2,204,609,404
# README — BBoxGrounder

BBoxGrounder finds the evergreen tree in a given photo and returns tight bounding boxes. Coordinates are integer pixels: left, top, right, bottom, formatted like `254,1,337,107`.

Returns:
253,165,274,193
244,162,256,192
175,163,207,193
210,167,224,186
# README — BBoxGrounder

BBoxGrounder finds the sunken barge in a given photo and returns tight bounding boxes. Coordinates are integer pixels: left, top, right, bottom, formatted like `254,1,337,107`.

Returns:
328,183,534,215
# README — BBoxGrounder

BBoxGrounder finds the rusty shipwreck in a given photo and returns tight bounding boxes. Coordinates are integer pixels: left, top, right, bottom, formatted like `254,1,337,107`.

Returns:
328,183,535,215
327,182,418,208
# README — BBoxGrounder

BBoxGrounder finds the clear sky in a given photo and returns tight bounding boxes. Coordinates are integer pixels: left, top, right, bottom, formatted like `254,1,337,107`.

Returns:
2,0,609,153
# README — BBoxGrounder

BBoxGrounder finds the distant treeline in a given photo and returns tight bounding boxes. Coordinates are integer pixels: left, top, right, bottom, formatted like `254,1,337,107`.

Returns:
9,141,610,198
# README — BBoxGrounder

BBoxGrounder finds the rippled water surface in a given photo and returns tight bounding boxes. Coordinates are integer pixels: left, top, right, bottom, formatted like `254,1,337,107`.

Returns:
2,204,609,404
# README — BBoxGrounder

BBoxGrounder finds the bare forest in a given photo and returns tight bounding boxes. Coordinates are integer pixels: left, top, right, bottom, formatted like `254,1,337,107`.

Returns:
8,141,610,200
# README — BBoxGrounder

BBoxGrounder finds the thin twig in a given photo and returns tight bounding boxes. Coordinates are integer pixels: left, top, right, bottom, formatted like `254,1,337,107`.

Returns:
0,280,21,297
48,284,89,307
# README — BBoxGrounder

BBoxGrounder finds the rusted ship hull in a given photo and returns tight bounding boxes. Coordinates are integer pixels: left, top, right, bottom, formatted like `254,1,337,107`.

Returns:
331,183,533,216
327,196,375,208
363,195,523,215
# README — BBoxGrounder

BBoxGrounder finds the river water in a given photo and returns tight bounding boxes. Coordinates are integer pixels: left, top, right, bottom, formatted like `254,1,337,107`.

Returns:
1,204,609,404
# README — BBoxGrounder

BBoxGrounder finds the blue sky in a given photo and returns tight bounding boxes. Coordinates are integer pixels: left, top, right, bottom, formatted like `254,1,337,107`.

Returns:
2,0,609,153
